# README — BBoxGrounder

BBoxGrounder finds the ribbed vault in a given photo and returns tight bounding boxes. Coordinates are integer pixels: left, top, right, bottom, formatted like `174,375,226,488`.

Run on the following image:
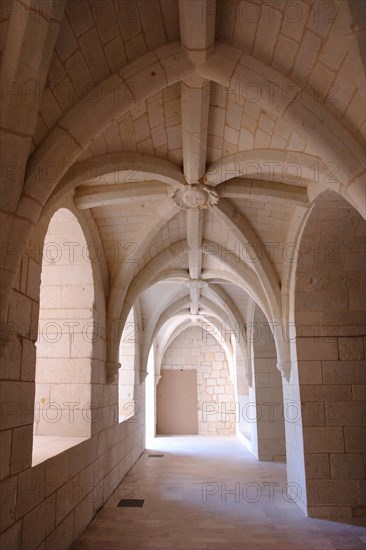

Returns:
1,0,365,385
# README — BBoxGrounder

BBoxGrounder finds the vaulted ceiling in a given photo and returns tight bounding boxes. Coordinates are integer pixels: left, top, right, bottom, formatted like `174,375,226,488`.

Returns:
2,0,365,374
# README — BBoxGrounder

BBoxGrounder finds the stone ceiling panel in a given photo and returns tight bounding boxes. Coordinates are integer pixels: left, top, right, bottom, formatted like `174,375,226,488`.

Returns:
216,0,365,142
32,0,179,152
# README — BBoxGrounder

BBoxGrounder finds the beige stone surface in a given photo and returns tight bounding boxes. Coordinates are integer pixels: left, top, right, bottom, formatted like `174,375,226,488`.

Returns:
0,1,365,547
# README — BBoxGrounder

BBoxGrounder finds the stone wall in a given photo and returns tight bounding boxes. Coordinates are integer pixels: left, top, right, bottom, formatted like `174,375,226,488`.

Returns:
118,308,137,421
250,307,286,462
35,208,96,437
161,326,236,435
0,202,145,549
295,191,366,519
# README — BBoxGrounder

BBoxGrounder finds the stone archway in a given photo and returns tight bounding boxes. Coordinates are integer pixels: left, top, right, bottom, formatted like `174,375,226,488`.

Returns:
32,207,101,463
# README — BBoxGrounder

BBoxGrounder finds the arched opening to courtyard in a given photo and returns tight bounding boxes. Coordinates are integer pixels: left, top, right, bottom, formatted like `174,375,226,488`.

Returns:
32,208,96,464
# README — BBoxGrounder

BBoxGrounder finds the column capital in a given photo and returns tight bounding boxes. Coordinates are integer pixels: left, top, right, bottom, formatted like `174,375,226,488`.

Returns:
106,361,120,384
139,370,148,384
276,361,292,381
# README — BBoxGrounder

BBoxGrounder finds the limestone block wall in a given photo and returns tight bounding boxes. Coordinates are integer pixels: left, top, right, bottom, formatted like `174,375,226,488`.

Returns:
35,208,97,437
235,349,252,441
250,308,286,462
118,309,137,421
295,191,366,519
0,202,145,549
161,327,235,435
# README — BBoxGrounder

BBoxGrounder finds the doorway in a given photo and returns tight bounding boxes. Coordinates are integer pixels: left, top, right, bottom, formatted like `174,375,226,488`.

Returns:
157,370,199,434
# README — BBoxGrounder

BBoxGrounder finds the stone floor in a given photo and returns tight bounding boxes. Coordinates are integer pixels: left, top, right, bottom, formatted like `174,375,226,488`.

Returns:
74,436,366,549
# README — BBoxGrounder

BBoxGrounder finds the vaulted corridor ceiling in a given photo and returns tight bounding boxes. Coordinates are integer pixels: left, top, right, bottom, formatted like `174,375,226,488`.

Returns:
4,0,362,383
1,2,365,545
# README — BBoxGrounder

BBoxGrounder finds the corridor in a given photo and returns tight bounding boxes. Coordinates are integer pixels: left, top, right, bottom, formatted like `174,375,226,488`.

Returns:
74,437,365,549
1,1,365,547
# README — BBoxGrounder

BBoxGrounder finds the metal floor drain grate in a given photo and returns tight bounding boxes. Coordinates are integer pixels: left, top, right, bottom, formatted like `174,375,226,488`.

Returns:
148,454,164,458
117,499,144,508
